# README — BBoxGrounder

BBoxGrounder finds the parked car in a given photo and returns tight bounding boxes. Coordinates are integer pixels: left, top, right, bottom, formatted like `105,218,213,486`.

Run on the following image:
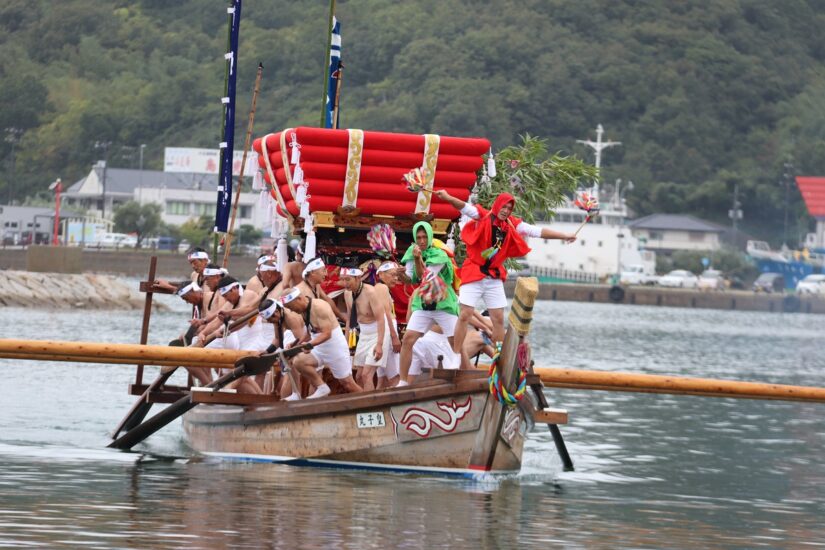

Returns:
620,264,658,286
698,269,725,291
752,272,785,293
96,232,137,249
658,270,699,288
177,240,191,253
796,273,825,295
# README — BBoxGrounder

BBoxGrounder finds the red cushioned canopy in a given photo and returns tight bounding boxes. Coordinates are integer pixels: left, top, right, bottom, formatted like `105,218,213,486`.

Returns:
796,177,825,219
252,127,490,220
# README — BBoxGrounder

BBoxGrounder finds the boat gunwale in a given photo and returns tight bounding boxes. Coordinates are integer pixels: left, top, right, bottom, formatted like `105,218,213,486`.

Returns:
185,371,489,426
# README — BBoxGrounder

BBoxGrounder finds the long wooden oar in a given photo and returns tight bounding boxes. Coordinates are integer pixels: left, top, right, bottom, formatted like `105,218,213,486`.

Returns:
532,367,825,404
0,352,230,369
108,344,311,450
112,310,263,438
0,339,250,366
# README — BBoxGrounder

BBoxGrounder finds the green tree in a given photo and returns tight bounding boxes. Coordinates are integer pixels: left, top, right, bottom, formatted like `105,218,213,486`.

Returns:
453,134,597,265
112,201,162,247
234,224,263,253
178,215,213,250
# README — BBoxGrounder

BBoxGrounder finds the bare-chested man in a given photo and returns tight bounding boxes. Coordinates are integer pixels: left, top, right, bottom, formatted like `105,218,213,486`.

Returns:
174,281,212,386
245,254,272,296
374,261,402,388
155,248,211,292
190,263,228,340
340,267,385,391
257,298,307,399
297,257,348,323
194,276,262,393
281,287,361,398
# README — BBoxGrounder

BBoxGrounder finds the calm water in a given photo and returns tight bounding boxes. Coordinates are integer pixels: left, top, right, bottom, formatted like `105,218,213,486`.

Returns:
1,296,825,549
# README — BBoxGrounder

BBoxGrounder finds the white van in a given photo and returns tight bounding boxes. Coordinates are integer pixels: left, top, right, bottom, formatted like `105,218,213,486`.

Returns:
96,233,137,249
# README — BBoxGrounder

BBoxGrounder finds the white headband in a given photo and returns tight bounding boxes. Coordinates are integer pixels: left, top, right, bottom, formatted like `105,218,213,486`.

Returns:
257,255,273,266
302,258,325,278
260,300,283,320
280,288,302,305
188,251,209,261
259,263,280,272
340,267,363,277
377,262,398,274
218,282,242,296
203,267,223,277
176,282,200,296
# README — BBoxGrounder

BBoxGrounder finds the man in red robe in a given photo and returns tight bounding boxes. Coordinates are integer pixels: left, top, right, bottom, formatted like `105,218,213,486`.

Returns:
435,190,576,367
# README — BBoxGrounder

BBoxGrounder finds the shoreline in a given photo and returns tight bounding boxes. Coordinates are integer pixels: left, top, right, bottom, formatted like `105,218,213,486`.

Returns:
505,281,825,315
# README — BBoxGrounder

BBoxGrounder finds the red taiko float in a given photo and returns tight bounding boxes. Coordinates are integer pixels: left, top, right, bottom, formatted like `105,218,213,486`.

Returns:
252,127,490,227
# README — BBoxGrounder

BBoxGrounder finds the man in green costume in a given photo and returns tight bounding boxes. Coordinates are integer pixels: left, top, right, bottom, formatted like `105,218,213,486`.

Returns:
396,221,460,386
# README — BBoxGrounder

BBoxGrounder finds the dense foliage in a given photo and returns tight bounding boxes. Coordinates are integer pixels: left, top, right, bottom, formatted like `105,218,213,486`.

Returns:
1,0,823,245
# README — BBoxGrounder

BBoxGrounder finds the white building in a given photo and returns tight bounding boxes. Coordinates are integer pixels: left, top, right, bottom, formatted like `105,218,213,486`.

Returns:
0,204,85,245
525,196,655,282
627,214,725,254
62,165,267,228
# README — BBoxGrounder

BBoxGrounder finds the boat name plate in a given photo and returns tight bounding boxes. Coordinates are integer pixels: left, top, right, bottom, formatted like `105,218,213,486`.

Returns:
356,411,386,429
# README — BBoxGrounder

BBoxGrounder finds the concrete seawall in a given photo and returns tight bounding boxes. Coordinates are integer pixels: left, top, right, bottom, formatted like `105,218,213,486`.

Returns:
505,282,825,315
0,247,257,278
0,270,161,310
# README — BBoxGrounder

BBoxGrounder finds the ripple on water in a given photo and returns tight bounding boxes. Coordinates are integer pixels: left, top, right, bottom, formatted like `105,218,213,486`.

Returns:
1,301,825,547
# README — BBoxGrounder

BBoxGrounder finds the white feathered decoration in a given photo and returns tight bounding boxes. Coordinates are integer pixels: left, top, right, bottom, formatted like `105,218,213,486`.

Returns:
252,170,264,191
276,237,288,273
289,132,300,164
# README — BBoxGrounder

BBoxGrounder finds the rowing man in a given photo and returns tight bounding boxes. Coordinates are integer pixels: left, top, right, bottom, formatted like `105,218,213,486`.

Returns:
280,287,362,398
257,298,307,399
297,257,348,324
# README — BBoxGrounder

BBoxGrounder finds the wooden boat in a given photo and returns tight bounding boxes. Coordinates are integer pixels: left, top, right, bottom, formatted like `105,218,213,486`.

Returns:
105,127,573,476
179,277,545,477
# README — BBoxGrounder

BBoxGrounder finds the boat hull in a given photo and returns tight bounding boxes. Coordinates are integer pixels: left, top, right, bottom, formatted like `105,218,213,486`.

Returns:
183,377,527,477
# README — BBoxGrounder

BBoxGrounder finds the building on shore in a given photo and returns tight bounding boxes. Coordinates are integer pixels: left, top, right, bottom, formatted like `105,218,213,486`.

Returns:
627,214,726,255
0,204,84,246
61,163,267,228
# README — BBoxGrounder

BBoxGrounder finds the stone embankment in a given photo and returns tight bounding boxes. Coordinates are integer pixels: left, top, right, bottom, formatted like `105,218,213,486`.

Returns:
0,270,160,310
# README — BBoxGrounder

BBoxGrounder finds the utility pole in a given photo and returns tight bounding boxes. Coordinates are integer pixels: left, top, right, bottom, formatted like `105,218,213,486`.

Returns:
576,124,621,199
5,127,23,204
781,161,794,247
95,141,112,218
139,144,146,204
729,182,743,235
49,178,62,245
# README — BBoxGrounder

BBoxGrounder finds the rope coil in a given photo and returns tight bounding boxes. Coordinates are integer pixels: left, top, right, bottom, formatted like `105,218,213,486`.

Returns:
488,342,528,406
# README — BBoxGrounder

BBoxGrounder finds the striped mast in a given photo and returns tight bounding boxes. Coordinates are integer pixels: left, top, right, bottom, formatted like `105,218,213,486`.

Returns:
319,0,338,127
326,17,343,129
214,0,242,255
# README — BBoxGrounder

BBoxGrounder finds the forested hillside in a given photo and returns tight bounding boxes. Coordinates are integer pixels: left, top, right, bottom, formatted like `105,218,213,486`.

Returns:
2,0,824,244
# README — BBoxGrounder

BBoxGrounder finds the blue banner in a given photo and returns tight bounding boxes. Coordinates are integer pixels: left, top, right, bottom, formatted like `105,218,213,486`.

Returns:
324,17,342,129
215,0,242,233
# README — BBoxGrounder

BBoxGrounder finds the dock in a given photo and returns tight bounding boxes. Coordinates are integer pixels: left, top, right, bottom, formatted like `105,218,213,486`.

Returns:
505,282,825,314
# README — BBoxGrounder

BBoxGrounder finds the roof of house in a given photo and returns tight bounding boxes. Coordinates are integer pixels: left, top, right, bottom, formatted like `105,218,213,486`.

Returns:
65,167,223,196
796,176,825,219
628,213,726,233
0,204,82,219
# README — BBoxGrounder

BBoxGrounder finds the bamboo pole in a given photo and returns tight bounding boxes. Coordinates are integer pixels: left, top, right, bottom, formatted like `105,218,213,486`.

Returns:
533,366,825,404
0,339,250,365
222,63,264,268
